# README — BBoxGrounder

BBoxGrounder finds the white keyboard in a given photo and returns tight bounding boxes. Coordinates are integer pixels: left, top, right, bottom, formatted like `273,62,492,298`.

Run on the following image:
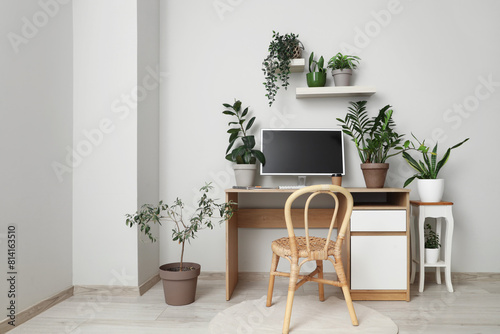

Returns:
278,185,306,189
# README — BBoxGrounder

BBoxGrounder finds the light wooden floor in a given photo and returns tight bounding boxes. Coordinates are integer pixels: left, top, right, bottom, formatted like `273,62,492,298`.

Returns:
7,272,500,333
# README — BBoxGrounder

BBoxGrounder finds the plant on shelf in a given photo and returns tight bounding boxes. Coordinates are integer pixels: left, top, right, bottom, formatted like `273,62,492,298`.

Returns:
125,183,235,305
337,100,405,188
262,31,304,106
398,133,469,202
327,52,361,86
306,52,327,87
424,223,441,264
223,99,266,186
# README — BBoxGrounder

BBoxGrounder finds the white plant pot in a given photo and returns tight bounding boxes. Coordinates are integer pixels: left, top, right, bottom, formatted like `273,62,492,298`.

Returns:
425,248,440,264
233,164,256,187
417,179,444,202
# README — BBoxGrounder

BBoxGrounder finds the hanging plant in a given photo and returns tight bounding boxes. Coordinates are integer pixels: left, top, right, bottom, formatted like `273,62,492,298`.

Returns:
262,31,304,107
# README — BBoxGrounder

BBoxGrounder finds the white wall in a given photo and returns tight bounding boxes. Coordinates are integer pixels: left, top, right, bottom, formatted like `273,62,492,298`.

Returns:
160,0,500,272
0,0,73,317
73,0,140,286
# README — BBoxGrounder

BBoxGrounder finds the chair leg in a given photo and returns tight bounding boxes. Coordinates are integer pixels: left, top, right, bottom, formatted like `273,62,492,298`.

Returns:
316,260,325,301
341,285,359,326
282,262,299,334
266,252,280,307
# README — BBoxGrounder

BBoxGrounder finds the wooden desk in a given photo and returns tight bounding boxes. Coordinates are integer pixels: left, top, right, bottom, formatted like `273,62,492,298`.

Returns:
225,187,411,301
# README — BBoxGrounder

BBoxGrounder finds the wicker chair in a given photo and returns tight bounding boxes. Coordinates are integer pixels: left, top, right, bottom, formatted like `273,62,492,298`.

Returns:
266,185,358,333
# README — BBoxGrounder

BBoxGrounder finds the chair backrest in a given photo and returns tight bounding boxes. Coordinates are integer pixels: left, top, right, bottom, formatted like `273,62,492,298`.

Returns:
283,184,354,258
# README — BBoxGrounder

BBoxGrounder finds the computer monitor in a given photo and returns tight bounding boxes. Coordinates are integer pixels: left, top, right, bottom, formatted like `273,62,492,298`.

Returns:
260,129,345,176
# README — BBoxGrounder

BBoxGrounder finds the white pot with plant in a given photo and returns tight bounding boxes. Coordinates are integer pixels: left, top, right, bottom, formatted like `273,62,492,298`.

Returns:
424,223,441,264
327,52,361,86
125,183,235,306
223,99,266,187
401,134,469,202
337,101,406,188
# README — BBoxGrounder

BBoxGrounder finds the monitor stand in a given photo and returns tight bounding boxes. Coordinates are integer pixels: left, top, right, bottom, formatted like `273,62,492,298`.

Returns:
298,176,307,187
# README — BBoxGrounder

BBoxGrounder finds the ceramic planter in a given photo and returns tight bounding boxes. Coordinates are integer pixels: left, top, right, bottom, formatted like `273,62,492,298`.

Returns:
233,164,256,186
360,163,389,188
306,72,327,87
332,69,353,86
159,262,201,306
425,248,440,264
417,179,444,202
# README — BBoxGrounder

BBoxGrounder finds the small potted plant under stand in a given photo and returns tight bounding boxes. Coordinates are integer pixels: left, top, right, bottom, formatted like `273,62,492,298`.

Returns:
125,183,234,305
424,223,440,264
223,99,266,187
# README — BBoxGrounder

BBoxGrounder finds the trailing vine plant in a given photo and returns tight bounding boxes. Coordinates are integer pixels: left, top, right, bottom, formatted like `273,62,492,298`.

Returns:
262,31,303,107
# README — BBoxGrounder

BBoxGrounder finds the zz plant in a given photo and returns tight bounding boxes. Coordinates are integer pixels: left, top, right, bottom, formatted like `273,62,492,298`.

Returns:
399,134,469,187
262,31,303,106
223,100,266,165
125,183,234,271
337,101,405,164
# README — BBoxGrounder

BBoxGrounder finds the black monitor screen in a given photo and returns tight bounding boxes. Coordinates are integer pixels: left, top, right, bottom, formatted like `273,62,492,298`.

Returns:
260,129,345,175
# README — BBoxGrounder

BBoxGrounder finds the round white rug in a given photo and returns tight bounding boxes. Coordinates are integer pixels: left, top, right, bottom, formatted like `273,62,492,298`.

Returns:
209,295,398,333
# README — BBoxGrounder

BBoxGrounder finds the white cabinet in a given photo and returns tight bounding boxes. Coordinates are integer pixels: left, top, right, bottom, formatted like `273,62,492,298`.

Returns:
351,235,407,290
348,208,409,300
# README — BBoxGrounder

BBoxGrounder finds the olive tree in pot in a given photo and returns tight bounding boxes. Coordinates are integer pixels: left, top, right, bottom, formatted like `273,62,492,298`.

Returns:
337,101,405,188
262,31,304,106
223,99,266,187
125,183,234,306
400,134,469,202
327,53,361,86
424,223,441,264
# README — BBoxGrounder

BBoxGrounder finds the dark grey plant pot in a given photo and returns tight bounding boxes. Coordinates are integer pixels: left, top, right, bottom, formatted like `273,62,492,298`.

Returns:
159,262,201,306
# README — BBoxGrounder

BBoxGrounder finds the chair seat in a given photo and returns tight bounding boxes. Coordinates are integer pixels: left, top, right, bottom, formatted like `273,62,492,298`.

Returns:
271,236,335,259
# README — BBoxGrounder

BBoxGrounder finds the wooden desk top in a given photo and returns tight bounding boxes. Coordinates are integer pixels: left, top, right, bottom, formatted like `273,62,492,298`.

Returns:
226,187,411,194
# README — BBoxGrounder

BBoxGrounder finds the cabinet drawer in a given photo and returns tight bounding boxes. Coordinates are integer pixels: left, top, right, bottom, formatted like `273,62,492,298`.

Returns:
351,210,406,232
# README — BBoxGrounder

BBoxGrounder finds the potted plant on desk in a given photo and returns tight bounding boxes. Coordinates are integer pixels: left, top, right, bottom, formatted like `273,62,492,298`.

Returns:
223,99,266,187
424,223,441,264
337,100,405,188
400,134,469,202
125,183,234,306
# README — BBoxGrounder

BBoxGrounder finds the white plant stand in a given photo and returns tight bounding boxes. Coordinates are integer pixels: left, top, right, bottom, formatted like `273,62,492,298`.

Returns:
410,201,455,292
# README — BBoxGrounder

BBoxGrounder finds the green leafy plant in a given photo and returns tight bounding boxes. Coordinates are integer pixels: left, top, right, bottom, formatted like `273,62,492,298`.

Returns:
308,52,326,73
262,31,304,106
400,134,469,187
223,99,266,165
424,223,441,249
327,52,361,72
337,101,405,163
125,183,235,271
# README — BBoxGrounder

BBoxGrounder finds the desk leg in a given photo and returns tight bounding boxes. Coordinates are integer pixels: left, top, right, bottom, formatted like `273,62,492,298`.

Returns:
226,192,238,300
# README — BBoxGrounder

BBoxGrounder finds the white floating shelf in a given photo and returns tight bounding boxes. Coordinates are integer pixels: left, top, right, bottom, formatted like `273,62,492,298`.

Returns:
290,58,305,73
296,86,377,98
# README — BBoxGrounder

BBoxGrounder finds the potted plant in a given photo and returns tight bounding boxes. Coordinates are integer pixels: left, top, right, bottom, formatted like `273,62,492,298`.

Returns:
400,134,469,202
424,223,441,264
262,31,304,106
337,100,405,188
327,52,361,86
125,183,234,306
223,99,266,186
306,52,327,87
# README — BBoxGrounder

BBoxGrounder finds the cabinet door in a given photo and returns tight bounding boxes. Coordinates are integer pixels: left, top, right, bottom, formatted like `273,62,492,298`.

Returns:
351,235,407,290
351,210,406,232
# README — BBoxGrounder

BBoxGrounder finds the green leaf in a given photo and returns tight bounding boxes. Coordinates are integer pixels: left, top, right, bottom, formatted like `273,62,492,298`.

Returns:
223,110,235,116
245,117,256,131
241,107,248,117
233,100,242,112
